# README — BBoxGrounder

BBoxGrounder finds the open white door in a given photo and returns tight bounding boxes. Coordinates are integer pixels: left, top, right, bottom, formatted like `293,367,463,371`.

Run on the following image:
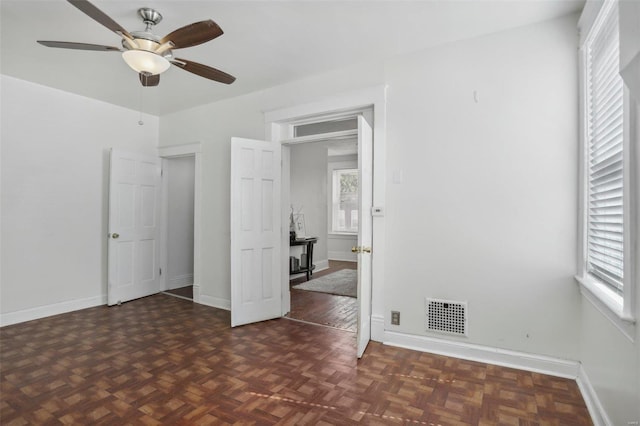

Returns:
230,137,282,327
356,116,373,358
108,149,162,306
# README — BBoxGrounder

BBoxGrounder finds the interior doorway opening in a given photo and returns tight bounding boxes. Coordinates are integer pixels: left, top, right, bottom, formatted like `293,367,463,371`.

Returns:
285,136,360,332
258,86,386,358
161,155,195,301
276,111,374,357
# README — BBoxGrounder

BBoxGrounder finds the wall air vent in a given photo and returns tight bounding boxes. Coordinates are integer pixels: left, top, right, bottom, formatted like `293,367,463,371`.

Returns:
425,298,467,336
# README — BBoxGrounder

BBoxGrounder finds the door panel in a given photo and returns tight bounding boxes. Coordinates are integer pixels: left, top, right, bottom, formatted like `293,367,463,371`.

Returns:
357,116,373,358
231,138,282,327
108,149,161,305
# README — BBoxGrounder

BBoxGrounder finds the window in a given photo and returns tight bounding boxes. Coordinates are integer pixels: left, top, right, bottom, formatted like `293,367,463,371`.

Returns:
331,168,359,234
294,118,358,138
585,0,624,294
578,0,636,335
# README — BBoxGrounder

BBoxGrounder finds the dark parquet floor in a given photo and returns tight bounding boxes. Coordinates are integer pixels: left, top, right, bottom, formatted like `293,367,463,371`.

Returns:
0,295,592,425
288,261,358,332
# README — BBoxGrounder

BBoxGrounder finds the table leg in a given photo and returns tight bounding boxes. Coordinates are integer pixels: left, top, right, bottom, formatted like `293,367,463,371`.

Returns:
307,241,314,280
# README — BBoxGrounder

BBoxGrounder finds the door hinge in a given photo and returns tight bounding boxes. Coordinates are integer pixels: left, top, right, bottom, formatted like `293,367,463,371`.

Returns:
159,268,162,276
160,168,163,177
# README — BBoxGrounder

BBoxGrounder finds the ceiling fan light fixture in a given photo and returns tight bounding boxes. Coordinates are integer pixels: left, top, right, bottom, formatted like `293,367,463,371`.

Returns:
122,50,170,75
39,1,235,86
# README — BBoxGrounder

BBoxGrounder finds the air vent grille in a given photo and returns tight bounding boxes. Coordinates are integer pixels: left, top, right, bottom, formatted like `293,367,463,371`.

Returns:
425,298,467,336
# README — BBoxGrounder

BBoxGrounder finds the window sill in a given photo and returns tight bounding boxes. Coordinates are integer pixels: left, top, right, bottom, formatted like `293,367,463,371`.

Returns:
575,274,636,342
328,232,357,239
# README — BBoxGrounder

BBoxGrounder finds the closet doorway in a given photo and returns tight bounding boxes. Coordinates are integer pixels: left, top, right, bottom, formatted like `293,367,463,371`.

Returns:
161,155,195,301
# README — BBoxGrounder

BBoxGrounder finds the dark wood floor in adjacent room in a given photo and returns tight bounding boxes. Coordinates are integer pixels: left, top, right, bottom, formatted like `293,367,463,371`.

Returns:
288,260,358,332
1,295,592,425
163,285,194,300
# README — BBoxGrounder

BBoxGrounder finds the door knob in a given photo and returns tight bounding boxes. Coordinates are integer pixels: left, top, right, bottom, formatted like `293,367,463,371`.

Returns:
112,233,120,239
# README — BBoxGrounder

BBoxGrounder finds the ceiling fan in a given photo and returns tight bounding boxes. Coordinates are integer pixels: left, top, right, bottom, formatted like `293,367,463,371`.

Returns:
37,0,235,87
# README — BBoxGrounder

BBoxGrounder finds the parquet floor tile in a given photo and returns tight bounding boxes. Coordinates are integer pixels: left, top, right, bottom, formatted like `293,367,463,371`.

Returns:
1,294,592,425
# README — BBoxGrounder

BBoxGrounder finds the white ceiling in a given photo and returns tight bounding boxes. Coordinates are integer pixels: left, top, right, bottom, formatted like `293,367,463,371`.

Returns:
1,0,584,116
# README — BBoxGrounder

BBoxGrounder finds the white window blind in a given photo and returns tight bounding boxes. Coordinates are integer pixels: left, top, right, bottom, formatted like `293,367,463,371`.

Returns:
586,2,624,293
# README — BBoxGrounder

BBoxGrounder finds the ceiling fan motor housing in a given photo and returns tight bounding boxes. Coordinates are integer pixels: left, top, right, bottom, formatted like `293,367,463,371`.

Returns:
124,34,164,51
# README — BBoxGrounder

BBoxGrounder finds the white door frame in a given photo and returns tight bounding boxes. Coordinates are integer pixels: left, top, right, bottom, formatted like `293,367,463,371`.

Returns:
264,85,387,343
158,143,202,303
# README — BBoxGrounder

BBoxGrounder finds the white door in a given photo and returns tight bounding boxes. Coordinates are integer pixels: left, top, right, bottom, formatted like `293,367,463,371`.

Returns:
108,149,162,306
356,116,373,358
230,137,282,327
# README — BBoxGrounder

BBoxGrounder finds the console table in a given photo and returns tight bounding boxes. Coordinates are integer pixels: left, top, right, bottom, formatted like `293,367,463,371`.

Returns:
289,237,317,281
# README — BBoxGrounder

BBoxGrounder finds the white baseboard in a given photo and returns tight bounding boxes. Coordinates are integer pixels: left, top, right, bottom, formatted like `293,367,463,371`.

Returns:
371,314,385,342
328,251,357,262
168,274,194,290
576,363,612,426
193,284,201,303
383,330,580,379
198,295,230,311
0,295,106,327
315,259,329,272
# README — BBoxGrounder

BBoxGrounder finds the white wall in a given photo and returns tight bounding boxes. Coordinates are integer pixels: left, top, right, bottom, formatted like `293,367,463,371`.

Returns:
161,12,581,358
290,142,329,262
0,75,159,324
579,297,640,424
166,156,195,289
383,15,580,359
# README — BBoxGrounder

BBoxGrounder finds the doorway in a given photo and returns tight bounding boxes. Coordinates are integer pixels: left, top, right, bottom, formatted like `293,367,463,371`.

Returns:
162,155,195,300
158,142,202,303
160,153,197,302
271,110,375,357
285,136,359,331
230,85,387,354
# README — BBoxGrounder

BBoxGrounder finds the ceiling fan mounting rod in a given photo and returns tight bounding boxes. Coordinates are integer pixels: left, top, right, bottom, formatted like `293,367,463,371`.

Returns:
138,7,162,31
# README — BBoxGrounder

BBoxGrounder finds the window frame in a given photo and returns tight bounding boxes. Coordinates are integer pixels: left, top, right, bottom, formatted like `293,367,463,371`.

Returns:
327,160,359,236
576,0,637,341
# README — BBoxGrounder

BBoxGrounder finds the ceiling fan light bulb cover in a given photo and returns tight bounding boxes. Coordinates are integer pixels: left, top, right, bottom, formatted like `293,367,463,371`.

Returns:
122,50,170,75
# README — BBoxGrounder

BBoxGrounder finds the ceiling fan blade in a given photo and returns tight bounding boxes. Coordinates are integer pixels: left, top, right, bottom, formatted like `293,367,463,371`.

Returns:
171,58,235,84
37,41,121,51
67,0,132,39
161,20,223,49
139,73,160,87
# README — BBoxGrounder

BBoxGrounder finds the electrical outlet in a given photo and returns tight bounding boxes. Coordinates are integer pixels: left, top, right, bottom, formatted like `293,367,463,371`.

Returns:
391,311,400,325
